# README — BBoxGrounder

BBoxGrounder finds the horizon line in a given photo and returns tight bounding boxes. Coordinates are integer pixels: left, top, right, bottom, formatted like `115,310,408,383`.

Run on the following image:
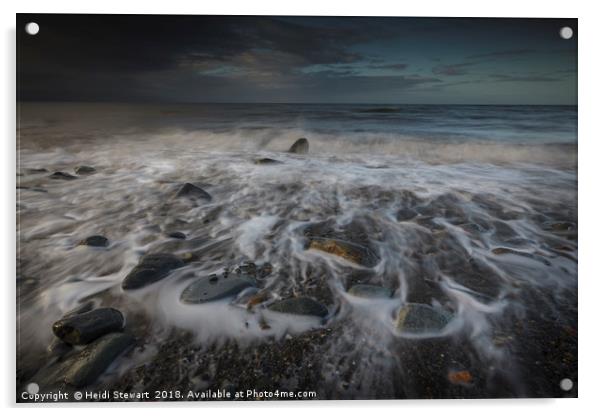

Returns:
17,100,578,106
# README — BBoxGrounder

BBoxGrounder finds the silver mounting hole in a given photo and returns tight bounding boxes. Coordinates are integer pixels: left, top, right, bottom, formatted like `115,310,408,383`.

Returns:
559,378,574,391
26,382,39,394
25,22,40,36
559,26,573,40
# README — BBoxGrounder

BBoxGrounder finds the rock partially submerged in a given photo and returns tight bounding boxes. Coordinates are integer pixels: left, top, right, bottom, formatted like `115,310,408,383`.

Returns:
395,303,452,334
175,183,212,201
49,171,77,180
396,208,418,222
80,235,109,247
244,291,271,310
52,308,124,345
24,167,48,174
254,158,283,165
348,284,393,299
180,275,255,304
491,247,551,266
550,222,576,231
288,138,309,154
47,338,72,357
64,333,134,387
167,231,186,239
234,261,273,280
303,220,380,267
308,238,378,267
268,297,328,318
74,165,96,175
122,253,185,290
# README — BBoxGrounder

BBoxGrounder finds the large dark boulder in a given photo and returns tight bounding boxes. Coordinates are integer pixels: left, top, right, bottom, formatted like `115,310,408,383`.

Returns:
288,138,309,154
122,253,185,290
52,307,124,345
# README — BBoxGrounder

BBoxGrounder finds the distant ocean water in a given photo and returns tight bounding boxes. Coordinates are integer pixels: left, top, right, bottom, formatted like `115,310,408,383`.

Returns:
18,102,577,166
148,103,577,144
17,102,577,398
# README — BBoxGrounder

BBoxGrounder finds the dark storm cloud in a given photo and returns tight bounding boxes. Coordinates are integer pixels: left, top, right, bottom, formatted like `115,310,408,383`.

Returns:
432,62,478,76
17,14,577,104
368,63,408,71
18,15,391,74
466,49,536,60
117,67,442,103
432,49,537,77
17,14,402,101
488,74,562,83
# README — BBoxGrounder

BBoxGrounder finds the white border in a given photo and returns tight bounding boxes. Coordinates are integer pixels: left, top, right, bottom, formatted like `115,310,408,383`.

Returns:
2,1,601,414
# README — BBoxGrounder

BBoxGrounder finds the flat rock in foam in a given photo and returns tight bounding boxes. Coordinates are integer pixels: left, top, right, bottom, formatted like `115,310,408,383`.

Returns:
268,297,328,318
348,284,392,299
180,275,256,304
395,303,452,334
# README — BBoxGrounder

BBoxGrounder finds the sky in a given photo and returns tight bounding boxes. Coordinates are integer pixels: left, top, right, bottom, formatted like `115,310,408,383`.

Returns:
17,14,577,105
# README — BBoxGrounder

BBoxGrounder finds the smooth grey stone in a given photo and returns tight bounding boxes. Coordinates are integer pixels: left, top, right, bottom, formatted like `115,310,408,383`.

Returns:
52,307,124,345
288,138,309,154
122,253,185,290
64,333,134,387
80,235,109,247
49,171,77,180
268,297,328,318
348,284,393,299
180,275,255,304
396,303,453,333
175,183,212,200
74,165,96,175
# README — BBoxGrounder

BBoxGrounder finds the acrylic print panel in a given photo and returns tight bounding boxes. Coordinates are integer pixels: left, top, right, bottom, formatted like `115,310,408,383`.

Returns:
16,14,577,402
